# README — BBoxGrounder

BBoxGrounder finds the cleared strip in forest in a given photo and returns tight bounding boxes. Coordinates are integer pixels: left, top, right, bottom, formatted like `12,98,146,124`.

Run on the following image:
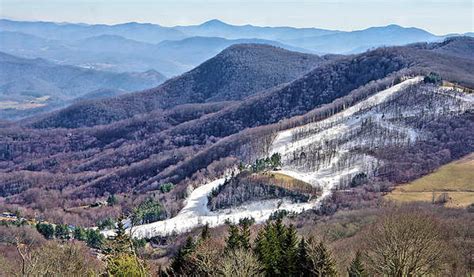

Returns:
268,77,424,200
271,77,423,155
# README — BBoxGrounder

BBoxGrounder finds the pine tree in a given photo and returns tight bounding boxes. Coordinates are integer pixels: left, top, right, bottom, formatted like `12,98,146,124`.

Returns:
105,218,148,276
85,229,104,249
296,237,312,277
282,224,299,276
226,224,241,251
36,223,55,239
107,194,118,206
168,236,196,275
111,219,132,254
73,226,86,241
275,219,287,240
255,222,282,276
311,241,337,277
239,220,252,250
274,218,288,275
270,153,282,168
54,224,70,240
255,226,271,275
200,223,210,241
347,251,367,277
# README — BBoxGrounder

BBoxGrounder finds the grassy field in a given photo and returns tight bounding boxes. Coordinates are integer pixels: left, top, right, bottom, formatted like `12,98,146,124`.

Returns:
255,172,321,196
386,153,474,208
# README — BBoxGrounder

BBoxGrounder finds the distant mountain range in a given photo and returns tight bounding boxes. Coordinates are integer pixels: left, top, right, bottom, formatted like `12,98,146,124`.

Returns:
173,19,339,41
30,44,324,128
0,19,186,43
0,52,166,120
1,19,470,77
0,29,312,76
287,24,441,53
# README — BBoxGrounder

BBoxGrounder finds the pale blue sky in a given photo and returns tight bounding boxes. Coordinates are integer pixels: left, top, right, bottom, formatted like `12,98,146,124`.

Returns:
0,0,472,35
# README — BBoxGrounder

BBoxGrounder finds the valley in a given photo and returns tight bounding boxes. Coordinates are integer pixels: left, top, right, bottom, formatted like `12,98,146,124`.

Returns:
0,52,166,120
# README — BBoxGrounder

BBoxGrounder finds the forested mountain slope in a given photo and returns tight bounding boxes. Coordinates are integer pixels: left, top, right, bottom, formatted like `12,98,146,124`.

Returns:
130,76,473,238
30,44,324,128
0,37,472,227
121,38,473,192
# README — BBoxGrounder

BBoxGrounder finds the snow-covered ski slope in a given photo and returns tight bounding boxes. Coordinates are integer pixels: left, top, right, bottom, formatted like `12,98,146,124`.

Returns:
131,177,317,238
127,76,472,238
271,77,424,155
269,77,424,192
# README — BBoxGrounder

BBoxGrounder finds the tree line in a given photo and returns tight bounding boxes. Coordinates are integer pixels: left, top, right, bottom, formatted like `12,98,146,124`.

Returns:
162,207,454,276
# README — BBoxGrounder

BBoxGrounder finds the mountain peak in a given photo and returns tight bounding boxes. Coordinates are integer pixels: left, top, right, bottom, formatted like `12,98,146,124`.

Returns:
224,43,281,52
385,24,404,29
359,24,434,36
200,19,229,27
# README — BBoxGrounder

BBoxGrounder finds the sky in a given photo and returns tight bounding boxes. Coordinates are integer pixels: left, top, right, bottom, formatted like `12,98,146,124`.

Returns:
0,0,472,35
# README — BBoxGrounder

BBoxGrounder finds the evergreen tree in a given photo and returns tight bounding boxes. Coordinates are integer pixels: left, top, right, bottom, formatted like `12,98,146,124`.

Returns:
73,226,86,241
254,225,271,274
311,241,337,277
296,237,312,277
270,153,282,168
274,218,287,246
132,198,164,225
55,224,70,240
255,222,282,276
168,236,196,275
225,219,254,252
85,229,104,249
107,194,118,206
98,218,115,230
282,224,299,276
104,217,147,276
200,223,210,241
36,223,55,239
238,161,245,171
108,219,132,254
347,251,367,277
274,218,288,274
239,219,252,250
225,224,241,251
